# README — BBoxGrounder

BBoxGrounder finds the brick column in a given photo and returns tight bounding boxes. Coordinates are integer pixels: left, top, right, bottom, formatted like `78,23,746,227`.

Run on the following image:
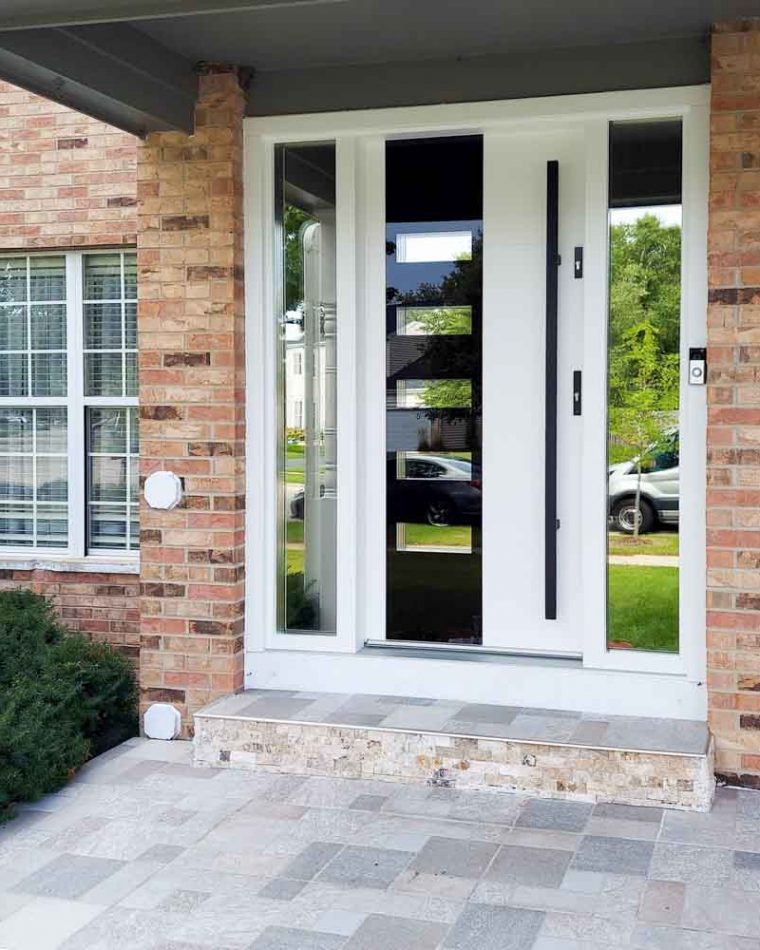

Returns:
707,20,760,787
137,66,246,735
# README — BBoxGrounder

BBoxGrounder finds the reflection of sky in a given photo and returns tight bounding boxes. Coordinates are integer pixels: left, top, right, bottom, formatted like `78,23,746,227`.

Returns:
610,205,681,227
387,220,481,298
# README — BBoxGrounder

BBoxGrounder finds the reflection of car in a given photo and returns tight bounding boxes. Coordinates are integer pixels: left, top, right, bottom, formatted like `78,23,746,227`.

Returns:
387,453,481,527
608,430,679,534
289,454,482,527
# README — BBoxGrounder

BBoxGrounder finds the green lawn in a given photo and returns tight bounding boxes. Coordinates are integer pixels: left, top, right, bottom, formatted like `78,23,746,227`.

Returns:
608,531,679,557
285,470,304,484
402,523,471,548
286,444,305,459
608,564,678,652
287,521,304,544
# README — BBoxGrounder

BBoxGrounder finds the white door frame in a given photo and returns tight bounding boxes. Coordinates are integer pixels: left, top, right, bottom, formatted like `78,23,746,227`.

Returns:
243,85,709,710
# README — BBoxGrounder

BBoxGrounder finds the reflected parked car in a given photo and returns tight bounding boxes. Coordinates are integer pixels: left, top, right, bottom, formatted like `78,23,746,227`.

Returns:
608,430,679,534
387,453,481,527
289,453,482,527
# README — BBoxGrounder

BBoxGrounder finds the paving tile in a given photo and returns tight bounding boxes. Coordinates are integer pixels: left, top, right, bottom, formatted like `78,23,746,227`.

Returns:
539,909,637,945
317,846,414,890
681,884,760,938
237,697,314,719
250,926,346,949
571,836,653,876
348,795,387,812
455,703,521,723
486,845,572,888
638,880,685,925
649,842,732,886
507,828,580,852
12,853,125,899
603,717,708,755
313,910,367,936
631,922,760,949
138,844,185,864
409,835,498,879
280,842,344,881
502,715,577,743
593,803,663,823
393,867,477,899
443,903,544,949
158,889,211,911
568,719,610,746
344,913,448,949
516,799,592,833
447,790,525,825
257,878,307,901
0,896,103,950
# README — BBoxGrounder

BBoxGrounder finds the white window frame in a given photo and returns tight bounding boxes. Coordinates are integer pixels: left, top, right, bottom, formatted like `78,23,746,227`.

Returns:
244,86,709,718
0,248,139,563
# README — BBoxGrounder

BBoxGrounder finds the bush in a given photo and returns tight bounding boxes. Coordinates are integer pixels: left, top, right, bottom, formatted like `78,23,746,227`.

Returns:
0,589,138,820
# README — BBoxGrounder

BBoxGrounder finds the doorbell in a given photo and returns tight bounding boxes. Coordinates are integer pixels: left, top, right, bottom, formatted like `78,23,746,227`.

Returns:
688,347,706,386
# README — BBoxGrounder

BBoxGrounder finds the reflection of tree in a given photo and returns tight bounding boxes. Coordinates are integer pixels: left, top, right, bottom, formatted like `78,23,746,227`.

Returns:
608,214,681,535
284,205,314,312
390,235,482,420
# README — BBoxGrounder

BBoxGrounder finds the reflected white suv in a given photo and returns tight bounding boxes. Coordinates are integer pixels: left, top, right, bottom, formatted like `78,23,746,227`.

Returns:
608,430,679,534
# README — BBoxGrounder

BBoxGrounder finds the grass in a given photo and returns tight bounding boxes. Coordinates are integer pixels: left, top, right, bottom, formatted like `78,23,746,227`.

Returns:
287,521,304,544
285,471,304,484
608,531,679,557
286,444,305,459
608,564,678,652
401,524,471,548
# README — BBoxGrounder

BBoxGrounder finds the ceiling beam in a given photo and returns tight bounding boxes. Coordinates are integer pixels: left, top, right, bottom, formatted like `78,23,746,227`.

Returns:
0,0,345,31
0,24,197,134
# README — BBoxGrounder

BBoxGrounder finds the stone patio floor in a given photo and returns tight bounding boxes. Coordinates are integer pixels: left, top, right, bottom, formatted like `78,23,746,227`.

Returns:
1,739,760,949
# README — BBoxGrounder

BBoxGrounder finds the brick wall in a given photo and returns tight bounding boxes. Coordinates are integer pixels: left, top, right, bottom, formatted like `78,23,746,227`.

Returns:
0,82,140,657
707,20,760,788
137,67,246,735
0,81,138,248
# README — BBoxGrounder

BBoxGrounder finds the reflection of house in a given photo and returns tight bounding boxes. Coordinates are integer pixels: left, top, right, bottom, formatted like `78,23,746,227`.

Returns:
284,319,304,430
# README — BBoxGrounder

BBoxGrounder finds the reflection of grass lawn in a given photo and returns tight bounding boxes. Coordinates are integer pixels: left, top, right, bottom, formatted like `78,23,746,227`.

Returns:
402,524,471,547
608,531,678,557
287,521,304,544
287,548,304,574
285,471,304,484
608,565,678,652
286,444,305,459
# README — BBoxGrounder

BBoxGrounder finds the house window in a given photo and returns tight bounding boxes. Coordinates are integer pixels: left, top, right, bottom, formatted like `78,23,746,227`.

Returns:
0,250,138,555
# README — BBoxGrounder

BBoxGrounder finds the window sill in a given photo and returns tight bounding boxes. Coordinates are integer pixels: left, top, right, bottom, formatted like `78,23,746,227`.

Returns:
0,554,140,575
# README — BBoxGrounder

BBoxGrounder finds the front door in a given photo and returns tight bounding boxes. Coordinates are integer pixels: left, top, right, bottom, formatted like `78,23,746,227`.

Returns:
384,127,585,656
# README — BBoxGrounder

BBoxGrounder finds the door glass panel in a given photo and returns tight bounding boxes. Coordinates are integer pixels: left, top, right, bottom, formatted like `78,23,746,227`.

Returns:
607,120,682,653
275,143,337,634
386,135,483,644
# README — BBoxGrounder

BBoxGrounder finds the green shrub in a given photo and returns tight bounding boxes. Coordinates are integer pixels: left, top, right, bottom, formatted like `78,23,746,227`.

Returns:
0,589,138,821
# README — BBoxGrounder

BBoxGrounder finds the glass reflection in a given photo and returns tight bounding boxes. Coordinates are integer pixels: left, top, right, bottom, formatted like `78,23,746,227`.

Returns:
607,120,682,653
276,143,337,634
386,135,483,644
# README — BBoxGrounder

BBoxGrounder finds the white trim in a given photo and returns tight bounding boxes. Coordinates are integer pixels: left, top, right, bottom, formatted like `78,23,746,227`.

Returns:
243,85,710,706
0,554,139,574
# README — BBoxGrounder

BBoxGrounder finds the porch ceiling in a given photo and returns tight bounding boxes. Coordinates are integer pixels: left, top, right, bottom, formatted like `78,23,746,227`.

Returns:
0,0,755,134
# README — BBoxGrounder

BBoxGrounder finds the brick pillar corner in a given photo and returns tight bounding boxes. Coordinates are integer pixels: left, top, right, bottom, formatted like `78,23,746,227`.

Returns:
707,18,760,788
137,66,246,736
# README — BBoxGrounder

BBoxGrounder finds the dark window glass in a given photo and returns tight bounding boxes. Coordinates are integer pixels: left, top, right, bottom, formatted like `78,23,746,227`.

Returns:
385,135,483,644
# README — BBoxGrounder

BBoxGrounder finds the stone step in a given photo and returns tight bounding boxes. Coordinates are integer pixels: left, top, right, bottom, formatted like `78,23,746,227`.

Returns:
193,689,715,811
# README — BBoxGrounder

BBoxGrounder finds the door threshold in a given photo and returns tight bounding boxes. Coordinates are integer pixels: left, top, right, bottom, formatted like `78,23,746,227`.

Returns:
363,639,583,663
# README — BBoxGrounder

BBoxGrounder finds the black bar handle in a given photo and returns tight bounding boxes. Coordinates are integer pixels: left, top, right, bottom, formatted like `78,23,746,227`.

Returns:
545,161,559,620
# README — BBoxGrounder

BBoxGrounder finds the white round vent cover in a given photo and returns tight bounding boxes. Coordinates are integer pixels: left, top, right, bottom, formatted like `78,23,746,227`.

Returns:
144,703,182,741
144,470,182,510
